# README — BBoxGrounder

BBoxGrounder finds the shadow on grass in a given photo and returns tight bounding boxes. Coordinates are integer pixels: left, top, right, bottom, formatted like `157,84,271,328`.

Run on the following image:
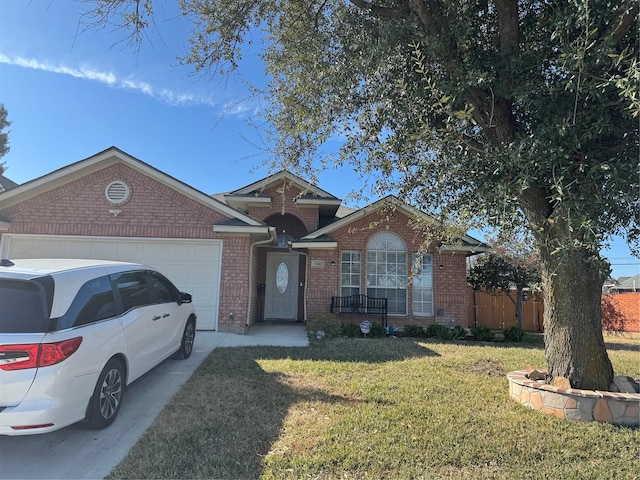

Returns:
256,336,441,362
107,339,438,480
603,341,640,353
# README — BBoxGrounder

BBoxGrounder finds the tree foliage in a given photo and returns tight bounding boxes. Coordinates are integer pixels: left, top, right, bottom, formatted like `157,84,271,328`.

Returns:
0,103,10,175
468,233,541,328
81,0,639,390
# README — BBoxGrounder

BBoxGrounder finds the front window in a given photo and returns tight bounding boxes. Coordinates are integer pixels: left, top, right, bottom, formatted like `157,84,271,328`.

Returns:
412,253,434,316
341,251,361,297
366,232,407,315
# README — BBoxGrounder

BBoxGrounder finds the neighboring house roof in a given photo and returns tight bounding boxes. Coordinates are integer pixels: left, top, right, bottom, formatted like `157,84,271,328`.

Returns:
0,146,268,234
617,274,640,291
0,174,18,193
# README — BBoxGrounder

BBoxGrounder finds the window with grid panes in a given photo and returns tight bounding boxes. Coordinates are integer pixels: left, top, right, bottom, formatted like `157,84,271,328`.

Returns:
340,251,361,297
412,253,434,316
366,232,407,315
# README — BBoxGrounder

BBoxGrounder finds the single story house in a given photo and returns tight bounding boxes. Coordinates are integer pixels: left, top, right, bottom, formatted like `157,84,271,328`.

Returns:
0,147,488,333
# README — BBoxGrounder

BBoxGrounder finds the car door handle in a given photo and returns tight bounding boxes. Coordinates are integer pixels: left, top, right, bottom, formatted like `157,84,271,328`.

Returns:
162,313,170,318
152,315,161,321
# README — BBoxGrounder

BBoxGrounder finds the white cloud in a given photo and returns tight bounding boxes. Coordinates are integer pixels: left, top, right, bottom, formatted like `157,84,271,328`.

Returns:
0,53,225,109
222,99,260,118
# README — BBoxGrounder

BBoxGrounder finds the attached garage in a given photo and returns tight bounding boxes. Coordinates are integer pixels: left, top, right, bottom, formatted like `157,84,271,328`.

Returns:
0,234,222,330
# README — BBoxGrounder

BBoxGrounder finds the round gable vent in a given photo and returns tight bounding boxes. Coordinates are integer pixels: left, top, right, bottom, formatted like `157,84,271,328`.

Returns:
105,181,131,204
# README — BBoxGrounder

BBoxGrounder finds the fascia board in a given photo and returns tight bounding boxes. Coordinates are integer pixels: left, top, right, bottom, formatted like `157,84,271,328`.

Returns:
290,241,338,249
295,198,342,207
439,245,492,255
225,195,271,204
212,225,273,234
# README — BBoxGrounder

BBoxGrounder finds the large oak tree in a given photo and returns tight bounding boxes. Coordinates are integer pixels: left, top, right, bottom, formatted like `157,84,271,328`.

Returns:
85,0,638,389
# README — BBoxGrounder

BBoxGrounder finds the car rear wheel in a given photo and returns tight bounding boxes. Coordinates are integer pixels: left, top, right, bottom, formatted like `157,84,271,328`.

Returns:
85,358,124,429
174,318,195,360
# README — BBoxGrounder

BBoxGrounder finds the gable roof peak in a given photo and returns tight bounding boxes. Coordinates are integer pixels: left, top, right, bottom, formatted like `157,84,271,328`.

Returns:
229,169,340,200
0,146,263,227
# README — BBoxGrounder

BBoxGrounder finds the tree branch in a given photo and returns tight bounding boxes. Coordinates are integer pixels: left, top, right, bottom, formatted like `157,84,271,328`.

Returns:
607,3,639,47
347,0,411,18
494,0,519,54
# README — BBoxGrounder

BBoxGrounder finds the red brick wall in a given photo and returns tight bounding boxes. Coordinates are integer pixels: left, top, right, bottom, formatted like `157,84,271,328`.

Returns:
602,293,640,333
217,235,252,333
306,210,469,328
432,252,468,327
1,164,228,237
306,248,340,318
248,183,319,232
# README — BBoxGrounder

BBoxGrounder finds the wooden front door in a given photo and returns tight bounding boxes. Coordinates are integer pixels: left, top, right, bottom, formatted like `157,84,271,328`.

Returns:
264,252,299,320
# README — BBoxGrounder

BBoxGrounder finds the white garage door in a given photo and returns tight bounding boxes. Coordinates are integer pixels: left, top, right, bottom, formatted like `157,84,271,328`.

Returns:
0,234,221,330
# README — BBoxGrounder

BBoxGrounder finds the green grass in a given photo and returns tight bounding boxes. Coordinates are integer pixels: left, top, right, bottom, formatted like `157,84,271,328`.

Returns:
107,336,640,480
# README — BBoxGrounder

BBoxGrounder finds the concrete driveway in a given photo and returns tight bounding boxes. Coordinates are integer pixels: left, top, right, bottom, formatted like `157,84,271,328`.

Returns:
0,324,308,479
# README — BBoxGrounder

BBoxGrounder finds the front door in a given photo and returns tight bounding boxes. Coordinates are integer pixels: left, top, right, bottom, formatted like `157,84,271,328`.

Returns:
264,252,299,320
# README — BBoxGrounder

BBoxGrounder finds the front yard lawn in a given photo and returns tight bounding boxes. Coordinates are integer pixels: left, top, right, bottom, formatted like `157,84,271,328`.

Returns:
108,335,640,479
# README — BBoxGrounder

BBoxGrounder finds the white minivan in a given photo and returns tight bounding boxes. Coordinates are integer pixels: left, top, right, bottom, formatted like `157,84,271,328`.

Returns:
0,258,196,435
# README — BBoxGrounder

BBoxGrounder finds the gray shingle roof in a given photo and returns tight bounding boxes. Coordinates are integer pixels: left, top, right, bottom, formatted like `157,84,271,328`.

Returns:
0,174,18,193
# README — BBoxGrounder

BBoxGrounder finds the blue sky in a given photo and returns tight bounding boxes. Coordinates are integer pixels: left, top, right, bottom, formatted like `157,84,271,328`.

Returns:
0,0,637,279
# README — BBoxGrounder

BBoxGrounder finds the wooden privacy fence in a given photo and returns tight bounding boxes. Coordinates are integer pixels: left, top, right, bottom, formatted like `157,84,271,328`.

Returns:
467,288,640,333
467,288,544,332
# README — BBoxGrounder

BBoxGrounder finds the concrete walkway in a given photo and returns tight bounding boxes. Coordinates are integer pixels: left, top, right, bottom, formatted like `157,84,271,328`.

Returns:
0,324,309,480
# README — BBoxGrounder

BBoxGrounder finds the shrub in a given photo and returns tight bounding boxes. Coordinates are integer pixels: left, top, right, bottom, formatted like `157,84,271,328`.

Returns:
503,325,525,342
404,325,426,338
450,325,467,340
369,322,387,337
471,325,494,342
340,322,362,337
522,332,545,345
426,324,452,340
307,314,342,338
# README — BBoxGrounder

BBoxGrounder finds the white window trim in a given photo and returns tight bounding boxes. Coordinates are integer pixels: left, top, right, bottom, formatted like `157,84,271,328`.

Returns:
340,250,361,297
412,253,434,317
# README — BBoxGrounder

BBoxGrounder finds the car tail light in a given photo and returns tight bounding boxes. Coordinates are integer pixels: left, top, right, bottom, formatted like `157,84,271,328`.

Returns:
0,337,83,371
10,424,55,430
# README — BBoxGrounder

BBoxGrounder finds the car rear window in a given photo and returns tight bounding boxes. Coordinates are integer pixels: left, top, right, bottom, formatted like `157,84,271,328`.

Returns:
0,279,50,333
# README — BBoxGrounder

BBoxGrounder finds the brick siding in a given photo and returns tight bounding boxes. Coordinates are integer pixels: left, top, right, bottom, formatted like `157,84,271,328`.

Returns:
602,293,640,333
305,209,469,328
1,160,472,333
1,164,227,238
217,235,252,333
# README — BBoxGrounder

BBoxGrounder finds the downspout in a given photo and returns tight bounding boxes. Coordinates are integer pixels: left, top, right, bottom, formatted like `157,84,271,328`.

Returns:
473,288,478,328
288,243,309,322
245,226,277,332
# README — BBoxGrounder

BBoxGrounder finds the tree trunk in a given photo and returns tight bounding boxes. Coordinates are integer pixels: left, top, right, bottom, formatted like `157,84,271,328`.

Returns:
539,244,614,390
514,289,524,330
506,289,524,329
520,187,614,390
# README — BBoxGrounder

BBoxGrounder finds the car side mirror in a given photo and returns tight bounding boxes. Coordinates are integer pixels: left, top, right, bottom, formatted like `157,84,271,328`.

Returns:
178,292,192,304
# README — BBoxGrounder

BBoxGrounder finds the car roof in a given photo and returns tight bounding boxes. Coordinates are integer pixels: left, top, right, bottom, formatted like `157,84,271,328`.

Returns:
0,258,146,277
